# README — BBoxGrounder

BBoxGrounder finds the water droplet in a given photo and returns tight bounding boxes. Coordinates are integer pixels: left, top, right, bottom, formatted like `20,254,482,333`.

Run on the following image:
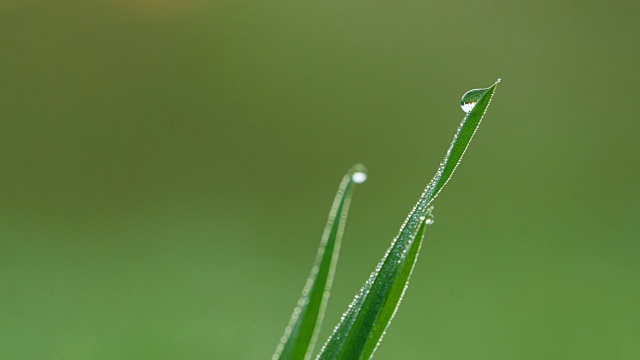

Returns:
349,164,368,184
425,213,435,225
460,88,487,113
351,171,367,184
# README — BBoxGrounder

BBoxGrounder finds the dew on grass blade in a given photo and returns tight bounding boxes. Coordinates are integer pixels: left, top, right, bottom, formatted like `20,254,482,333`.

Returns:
424,206,435,225
460,79,501,114
425,213,434,225
352,172,367,184
419,207,435,225
351,165,368,184
460,88,486,113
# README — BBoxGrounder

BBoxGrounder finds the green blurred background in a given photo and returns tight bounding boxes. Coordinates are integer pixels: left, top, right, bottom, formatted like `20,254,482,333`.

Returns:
2,0,639,359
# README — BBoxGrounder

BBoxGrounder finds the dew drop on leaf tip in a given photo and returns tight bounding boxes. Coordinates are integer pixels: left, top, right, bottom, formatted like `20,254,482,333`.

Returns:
351,171,367,184
460,88,488,114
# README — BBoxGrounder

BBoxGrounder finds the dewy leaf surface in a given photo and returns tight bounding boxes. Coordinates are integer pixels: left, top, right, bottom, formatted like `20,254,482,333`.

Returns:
272,164,367,360
315,79,500,360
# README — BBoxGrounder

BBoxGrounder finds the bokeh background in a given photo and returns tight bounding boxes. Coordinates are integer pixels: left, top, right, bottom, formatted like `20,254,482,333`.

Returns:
2,1,639,359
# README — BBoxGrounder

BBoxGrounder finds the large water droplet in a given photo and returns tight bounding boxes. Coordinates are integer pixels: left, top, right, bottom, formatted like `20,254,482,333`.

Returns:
460,88,487,114
349,164,368,184
351,171,367,184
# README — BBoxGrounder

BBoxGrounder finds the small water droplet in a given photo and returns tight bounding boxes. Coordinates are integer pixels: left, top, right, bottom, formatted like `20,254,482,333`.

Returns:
424,213,435,225
460,88,488,113
351,171,367,184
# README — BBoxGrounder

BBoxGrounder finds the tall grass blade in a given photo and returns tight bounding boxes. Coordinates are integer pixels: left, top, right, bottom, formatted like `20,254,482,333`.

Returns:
315,79,500,360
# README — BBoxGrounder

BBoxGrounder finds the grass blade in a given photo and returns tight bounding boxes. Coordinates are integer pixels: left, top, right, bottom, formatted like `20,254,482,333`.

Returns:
315,79,500,360
272,164,368,360
359,208,431,360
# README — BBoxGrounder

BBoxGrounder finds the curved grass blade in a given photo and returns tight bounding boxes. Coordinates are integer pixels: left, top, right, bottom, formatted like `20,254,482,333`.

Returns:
316,79,500,360
272,164,368,360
